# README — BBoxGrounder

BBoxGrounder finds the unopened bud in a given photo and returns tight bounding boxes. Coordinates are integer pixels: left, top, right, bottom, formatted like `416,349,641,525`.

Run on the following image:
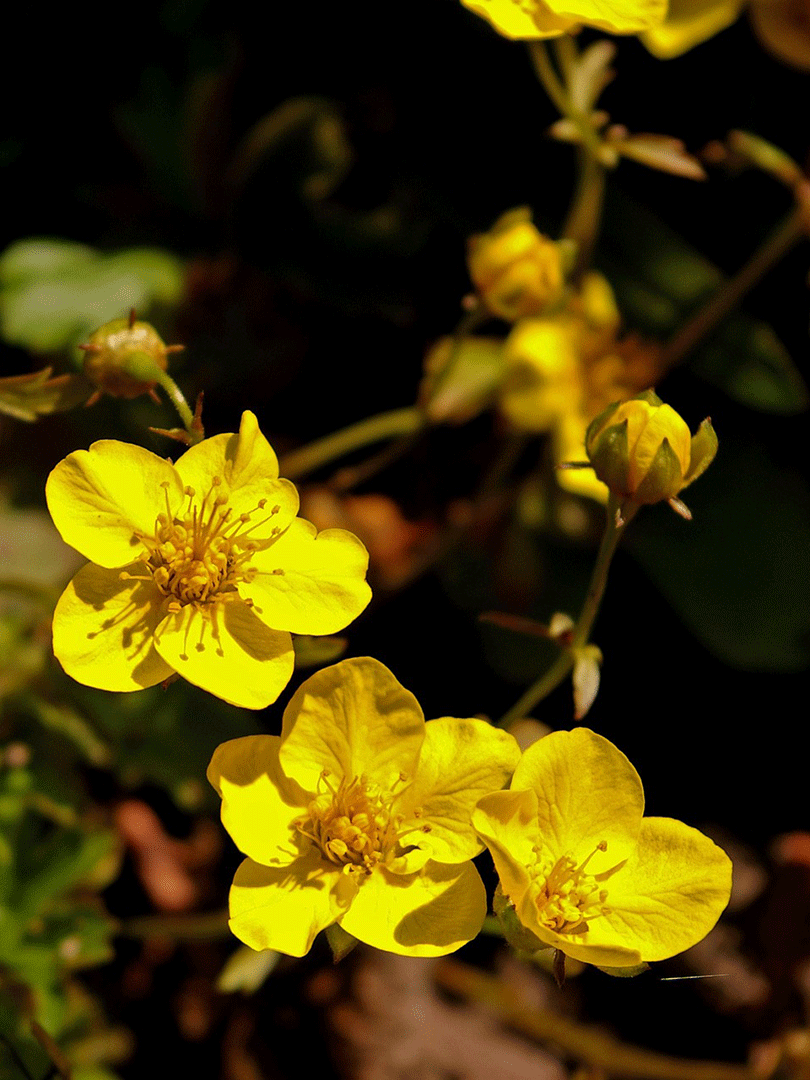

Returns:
78,316,177,400
585,391,717,510
467,208,566,322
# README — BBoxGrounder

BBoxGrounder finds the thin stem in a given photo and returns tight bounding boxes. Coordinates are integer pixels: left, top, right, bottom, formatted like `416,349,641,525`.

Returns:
563,150,607,278
279,407,425,481
434,961,754,1080
152,368,201,443
528,41,569,117
497,496,630,727
117,910,230,941
661,208,806,369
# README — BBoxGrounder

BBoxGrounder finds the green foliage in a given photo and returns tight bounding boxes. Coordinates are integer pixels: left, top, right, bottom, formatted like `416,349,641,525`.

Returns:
602,193,809,414
0,239,184,354
629,437,810,670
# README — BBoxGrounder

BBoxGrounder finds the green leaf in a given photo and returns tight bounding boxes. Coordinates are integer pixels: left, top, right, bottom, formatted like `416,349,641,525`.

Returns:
217,944,280,994
22,697,111,768
0,238,184,354
628,437,810,671
13,829,117,921
601,193,809,414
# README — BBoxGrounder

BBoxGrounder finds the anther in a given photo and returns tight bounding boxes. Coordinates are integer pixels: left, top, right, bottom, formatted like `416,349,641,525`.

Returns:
185,486,195,497
258,499,267,509
271,568,285,576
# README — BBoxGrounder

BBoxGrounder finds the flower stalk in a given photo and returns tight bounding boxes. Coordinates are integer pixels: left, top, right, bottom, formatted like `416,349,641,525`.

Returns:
498,493,629,727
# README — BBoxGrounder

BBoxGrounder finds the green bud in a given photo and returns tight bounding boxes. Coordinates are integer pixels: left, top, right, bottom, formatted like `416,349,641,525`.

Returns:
78,315,179,401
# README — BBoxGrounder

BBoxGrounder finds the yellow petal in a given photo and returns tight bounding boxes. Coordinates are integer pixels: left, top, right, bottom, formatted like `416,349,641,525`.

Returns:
228,854,356,957
546,0,668,33
245,519,371,635
46,441,182,568
626,403,691,490
459,0,576,38
554,413,610,504
152,599,294,709
279,657,425,793
393,718,521,871
175,416,300,526
207,735,310,866
500,319,583,433
642,0,743,58
593,816,733,962
511,728,644,867
340,860,487,956
516,888,645,965
472,788,539,906
52,563,174,691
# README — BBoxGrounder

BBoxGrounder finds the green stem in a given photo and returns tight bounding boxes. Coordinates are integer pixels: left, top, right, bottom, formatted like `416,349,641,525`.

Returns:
497,495,630,727
661,208,806,369
528,41,569,117
278,406,425,481
527,41,607,277
117,910,230,941
152,368,200,443
563,150,607,278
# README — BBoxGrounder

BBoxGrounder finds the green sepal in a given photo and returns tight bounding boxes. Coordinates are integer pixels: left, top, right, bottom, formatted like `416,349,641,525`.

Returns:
633,436,684,504
632,388,664,407
682,418,718,489
585,399,622,446
594,962,650,978
588,418,630,494
325,922,359,962
493,885,549,954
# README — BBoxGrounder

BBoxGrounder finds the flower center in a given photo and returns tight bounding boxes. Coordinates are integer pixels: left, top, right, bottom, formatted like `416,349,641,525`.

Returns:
528,841,612,935
134,479,282,608
296,772,413,875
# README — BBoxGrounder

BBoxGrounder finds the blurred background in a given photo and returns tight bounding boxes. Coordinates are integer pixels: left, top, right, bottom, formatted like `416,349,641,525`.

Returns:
0,1,809,1077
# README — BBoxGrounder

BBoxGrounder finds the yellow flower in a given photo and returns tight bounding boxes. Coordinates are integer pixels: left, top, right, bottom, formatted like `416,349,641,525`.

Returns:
642,0,810,69
207,657,521,957
641,0,743,57
459,0,667,40
467,209,566,322
585,391,717,508
473,728,732,968
495,272,664,504
46,411,371,710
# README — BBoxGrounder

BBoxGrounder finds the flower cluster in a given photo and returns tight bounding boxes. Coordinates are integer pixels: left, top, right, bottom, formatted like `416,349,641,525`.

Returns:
460,211,665,503
46,411,371,709
207,658,730,964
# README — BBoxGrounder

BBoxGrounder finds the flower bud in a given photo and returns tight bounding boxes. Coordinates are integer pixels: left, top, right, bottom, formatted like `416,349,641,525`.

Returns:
585,391,717,508
78,317,172,400
500,318,583,432
467,208,566,322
